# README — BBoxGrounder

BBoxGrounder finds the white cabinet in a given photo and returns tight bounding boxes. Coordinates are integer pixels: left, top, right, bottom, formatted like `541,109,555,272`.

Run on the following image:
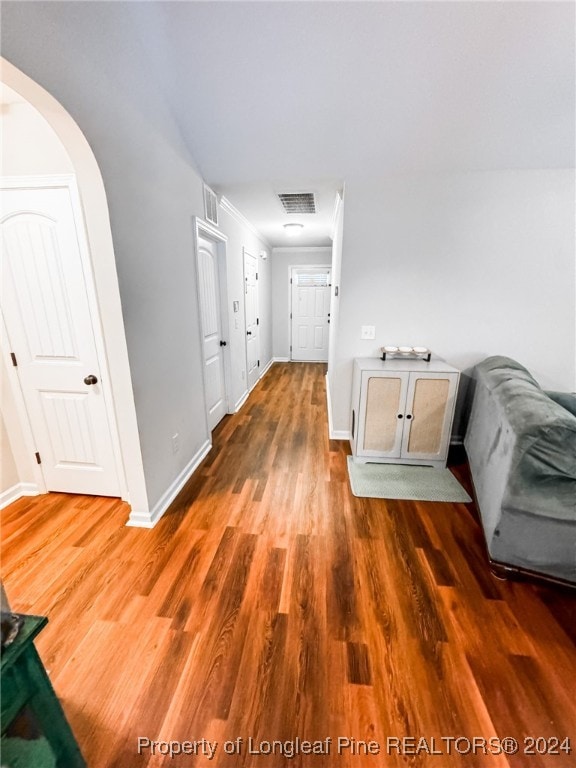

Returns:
350,357,460,468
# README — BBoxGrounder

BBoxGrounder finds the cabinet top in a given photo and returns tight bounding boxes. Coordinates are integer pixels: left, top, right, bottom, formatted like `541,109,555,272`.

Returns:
353,356,460,374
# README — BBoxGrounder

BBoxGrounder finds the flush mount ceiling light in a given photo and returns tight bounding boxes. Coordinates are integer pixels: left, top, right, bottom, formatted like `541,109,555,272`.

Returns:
284,223,304,237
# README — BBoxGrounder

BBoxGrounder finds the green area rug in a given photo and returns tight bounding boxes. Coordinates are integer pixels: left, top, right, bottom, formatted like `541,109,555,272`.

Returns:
347,457,472,503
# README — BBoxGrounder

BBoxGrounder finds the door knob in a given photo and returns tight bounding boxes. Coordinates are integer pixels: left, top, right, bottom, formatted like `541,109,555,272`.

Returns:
247,331,252,336
220,340,227,347
84,374,98,385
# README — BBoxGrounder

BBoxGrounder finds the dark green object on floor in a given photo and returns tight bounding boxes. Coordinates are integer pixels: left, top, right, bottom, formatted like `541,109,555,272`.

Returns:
1,614,85,768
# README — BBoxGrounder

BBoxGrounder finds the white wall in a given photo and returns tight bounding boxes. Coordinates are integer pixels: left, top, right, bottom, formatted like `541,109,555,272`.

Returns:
217,201,272,409
2,3,211,513
272,247,333,359
331,169,576,437
1,83,74,175
0,412,19,494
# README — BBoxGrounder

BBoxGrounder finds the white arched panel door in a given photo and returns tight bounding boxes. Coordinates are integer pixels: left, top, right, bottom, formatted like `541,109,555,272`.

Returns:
1,183,121,496
197,234,227,430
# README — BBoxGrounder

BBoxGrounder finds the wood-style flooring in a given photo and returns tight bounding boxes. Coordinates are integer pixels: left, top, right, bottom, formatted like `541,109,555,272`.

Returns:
2,363,575,767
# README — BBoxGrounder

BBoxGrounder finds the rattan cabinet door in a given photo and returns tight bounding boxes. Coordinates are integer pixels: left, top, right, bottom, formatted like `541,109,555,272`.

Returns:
400,373,459,461
357,372,409,458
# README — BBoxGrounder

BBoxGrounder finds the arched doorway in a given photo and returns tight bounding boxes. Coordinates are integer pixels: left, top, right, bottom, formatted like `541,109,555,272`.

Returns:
1,58,148,519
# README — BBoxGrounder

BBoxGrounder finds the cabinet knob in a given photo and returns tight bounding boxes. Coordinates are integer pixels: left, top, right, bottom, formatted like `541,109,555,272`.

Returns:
406,414,413,420
397,414,404,419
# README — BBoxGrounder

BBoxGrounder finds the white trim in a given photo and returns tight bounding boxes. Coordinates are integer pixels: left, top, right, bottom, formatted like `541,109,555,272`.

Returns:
259,358,275,378
273,357,290,363
0,482,40,510
273,246,332,254
219,196,270,247
331,190,344,240
1,174,72,189
126,439,212,528
234,390,250,412
195,216,228,244
325,373,351,441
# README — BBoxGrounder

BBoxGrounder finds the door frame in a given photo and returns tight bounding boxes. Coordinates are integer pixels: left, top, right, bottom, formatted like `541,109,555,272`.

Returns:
193,217,232,428
0,174,128,499
289,264,332,362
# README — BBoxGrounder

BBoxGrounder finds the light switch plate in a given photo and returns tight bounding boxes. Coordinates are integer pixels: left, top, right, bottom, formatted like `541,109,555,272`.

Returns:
361,325,376,340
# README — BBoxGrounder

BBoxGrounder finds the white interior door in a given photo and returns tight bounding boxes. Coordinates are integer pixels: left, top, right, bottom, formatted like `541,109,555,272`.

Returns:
291,267,331,361
197,234,227,431
1,184,121,496
244,250,259,391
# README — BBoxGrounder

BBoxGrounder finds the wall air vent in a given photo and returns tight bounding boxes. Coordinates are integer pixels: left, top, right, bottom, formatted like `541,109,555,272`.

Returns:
278,192,316,214
203,184,219,226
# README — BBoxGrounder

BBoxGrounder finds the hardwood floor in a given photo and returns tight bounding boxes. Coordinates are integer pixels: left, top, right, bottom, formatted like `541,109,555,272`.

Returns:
2,362,575,767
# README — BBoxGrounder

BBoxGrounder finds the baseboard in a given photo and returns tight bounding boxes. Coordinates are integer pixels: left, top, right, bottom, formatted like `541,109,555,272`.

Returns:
234,390,249,413
331,430,352,440
325,373,351,441
0,482,40,510
273,357,290,363
259,358,274,378
126,440,211,528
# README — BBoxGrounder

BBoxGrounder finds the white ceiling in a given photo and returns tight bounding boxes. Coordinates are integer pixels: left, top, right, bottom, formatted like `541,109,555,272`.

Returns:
19,1,576,247
218,180,341,247
140,1,573,246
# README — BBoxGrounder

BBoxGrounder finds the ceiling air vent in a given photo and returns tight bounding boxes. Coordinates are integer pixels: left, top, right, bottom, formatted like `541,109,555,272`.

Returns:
278,192,316,214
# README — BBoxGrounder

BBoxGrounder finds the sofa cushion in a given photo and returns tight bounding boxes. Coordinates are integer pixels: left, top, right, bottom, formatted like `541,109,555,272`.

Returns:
546,390,576,418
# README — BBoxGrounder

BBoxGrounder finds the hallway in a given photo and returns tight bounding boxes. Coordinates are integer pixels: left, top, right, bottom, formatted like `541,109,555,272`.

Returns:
2,362,575,767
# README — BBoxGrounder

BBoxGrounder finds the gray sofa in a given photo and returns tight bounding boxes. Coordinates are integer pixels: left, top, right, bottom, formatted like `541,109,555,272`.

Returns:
464,356,576,585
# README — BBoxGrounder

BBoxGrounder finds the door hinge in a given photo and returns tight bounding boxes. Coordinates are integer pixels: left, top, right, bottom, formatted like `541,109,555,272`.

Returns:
258,359,260,367
256,273,259,280
290,278,293,284
290,312,292,319
35,452,42,465
256,317,259,325
10,352,17,367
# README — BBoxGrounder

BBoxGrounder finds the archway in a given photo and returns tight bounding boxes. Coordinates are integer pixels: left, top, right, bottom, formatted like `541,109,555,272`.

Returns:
1,58,148,519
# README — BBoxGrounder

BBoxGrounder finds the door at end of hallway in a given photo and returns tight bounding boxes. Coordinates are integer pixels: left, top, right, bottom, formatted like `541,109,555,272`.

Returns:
290,267,331,362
